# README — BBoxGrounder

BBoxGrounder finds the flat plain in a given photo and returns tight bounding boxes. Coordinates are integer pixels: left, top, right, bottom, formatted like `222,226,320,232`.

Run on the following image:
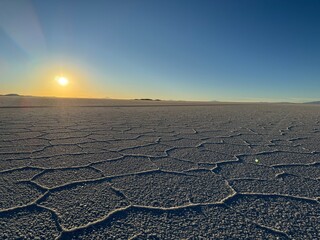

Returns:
0,97,319,239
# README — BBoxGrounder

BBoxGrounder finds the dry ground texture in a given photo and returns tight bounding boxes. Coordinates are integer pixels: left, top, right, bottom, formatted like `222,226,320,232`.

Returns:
0,101,319,239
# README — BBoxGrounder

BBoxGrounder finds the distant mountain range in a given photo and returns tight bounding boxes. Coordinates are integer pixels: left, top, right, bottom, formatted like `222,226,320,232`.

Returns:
304,101,320,104
1,94,319,104
134,98,161,101
0,93,21,97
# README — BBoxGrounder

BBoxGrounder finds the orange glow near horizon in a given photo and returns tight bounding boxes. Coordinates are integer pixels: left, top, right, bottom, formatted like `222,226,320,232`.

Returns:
21,62,108,98
3,59,125,99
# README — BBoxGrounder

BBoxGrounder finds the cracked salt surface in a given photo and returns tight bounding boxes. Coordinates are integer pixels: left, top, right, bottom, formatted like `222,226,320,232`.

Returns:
0,102,319,239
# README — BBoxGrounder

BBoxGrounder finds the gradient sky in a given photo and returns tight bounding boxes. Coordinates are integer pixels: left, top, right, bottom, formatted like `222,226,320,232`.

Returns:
1,0,320,102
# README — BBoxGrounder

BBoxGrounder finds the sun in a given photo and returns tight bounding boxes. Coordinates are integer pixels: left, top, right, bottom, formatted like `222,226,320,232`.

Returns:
56,76,69,86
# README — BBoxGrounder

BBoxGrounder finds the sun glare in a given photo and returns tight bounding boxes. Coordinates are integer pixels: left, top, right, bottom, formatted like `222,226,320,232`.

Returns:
56,76,69,86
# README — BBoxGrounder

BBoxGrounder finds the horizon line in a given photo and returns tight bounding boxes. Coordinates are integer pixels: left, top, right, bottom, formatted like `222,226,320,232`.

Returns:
0,93,319,104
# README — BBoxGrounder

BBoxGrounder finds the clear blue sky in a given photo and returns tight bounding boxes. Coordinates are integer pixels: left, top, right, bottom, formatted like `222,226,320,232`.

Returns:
1,0,320,102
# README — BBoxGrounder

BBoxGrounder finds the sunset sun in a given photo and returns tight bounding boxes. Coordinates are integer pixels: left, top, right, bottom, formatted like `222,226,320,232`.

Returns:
56,76,69,86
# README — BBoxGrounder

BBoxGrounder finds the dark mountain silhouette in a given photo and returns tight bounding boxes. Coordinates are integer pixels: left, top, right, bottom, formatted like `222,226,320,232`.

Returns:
304,101,320,104
0,94,21,97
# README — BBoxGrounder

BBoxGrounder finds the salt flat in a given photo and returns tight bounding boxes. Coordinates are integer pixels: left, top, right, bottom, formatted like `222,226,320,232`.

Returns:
0,98,319,239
